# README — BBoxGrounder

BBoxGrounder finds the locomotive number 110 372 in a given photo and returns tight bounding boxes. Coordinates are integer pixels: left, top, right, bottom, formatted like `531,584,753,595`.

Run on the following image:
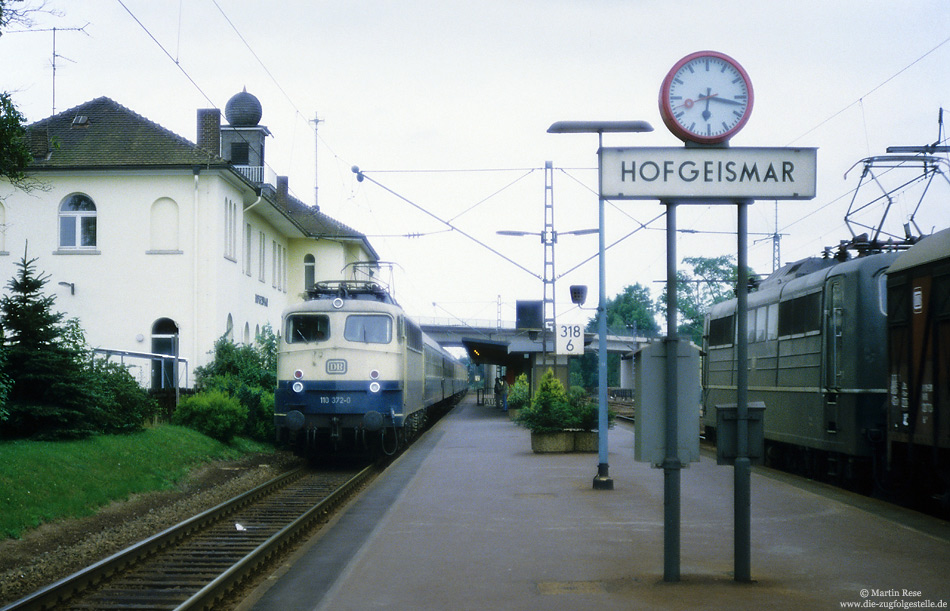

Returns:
319,396,352,405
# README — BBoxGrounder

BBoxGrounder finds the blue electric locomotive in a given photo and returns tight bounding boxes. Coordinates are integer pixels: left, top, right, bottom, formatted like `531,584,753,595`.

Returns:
274,280,467,458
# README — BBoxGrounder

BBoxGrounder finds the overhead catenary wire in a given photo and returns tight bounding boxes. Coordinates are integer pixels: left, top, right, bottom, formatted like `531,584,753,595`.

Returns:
115,0,948,275
351,167,541,281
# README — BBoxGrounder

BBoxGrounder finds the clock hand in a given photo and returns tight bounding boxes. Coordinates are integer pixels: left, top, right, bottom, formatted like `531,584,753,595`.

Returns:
708,97,744,105
701,88,712,121
676,93,718,110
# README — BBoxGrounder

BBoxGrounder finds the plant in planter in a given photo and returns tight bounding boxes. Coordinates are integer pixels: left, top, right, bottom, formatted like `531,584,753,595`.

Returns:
516,369,579,452
567,386,599,452
506,374,530,420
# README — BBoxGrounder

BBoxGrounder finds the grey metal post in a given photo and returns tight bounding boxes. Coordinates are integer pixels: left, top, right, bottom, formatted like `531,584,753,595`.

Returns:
663,200,680,582
594,134,613,490
545,120,654,491
735,199,751,582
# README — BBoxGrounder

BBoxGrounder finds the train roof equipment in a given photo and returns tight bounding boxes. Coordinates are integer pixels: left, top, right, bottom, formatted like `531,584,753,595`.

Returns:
838,112,950,258
305,280,397,304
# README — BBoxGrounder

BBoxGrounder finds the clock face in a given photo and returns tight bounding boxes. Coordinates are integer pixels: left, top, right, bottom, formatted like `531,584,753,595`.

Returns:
659,51,753,145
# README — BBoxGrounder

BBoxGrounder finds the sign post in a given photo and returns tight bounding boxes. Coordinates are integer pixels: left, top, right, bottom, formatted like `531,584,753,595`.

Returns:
603,51,819,584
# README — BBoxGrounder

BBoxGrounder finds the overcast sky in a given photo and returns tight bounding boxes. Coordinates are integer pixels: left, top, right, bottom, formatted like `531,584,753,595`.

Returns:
2,1,948,327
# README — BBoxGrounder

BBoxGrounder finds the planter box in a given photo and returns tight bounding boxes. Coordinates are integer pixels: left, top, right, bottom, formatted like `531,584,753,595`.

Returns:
530,431,574,453
573,431,599,453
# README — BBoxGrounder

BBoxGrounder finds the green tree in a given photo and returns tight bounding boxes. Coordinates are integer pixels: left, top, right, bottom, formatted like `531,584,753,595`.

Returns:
0,249,98,438
1,2,59,199
658,255,755,345
1,1,57,33
572,283,658,390
0,92,32,191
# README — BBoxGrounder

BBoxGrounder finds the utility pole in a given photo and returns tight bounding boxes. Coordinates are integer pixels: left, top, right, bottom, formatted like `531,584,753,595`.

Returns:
313,112,323,208
542,161,556,368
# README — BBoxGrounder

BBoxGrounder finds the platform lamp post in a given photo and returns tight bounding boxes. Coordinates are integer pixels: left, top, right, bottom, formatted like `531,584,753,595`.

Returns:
547,120,653,490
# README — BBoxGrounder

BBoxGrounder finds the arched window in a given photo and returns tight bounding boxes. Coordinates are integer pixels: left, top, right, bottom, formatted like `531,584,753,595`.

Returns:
151,318,179,390
149,198,180,251
304,254,315,290
243,322,251,345
59,193,97,249
226,314,234,342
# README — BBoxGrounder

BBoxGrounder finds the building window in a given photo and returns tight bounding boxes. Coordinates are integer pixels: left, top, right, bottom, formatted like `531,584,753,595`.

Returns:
244,223,252,276
224,198,238,261
304,254,315,291
258,231,266,282
59,193,97,249
231,142,250,165
280,245,287,291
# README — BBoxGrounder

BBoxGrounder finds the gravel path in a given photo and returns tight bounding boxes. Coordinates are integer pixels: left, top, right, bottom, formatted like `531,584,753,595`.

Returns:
0,451,303,606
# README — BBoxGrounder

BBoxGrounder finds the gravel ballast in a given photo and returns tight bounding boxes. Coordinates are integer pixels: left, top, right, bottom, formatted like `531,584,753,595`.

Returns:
0,451,302,606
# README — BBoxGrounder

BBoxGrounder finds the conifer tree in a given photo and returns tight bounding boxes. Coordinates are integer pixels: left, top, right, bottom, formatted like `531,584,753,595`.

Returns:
0,247,95,437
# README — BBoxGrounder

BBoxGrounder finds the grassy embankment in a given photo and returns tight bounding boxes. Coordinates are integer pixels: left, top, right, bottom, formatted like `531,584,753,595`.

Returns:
0,425,273,539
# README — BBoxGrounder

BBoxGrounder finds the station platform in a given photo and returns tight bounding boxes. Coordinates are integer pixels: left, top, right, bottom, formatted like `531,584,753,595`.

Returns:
244,396,950,611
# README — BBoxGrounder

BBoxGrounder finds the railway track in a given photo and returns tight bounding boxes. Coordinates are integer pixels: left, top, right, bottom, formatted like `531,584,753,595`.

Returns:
3,465,374,611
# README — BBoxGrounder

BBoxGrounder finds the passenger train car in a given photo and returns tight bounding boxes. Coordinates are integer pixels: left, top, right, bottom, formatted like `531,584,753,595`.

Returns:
703,229,949,507
274,280,467,458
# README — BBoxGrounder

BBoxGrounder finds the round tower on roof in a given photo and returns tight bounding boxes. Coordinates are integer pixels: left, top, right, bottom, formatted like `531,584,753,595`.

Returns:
225,87,262,127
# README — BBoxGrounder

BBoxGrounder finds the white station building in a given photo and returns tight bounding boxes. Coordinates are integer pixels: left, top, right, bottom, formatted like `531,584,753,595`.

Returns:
0,90,379,392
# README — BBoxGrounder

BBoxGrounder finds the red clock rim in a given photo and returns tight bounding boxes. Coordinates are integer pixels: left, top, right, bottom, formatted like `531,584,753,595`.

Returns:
658,50,754,145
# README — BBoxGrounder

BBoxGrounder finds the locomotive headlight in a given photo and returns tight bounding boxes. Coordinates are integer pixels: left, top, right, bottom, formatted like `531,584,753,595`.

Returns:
369,381,381,393
292,381,304,393
370,369,380,380
293,369,304,380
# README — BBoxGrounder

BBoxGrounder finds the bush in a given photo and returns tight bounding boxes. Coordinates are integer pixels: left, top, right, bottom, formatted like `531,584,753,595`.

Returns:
172,391,248,443
567,385,598,431
507,374,530,411
516,369,579,433
191,325,277,442
87,357,158,434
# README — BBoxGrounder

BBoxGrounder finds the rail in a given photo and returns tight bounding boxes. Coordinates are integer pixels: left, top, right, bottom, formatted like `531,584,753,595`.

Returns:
2,465,375,611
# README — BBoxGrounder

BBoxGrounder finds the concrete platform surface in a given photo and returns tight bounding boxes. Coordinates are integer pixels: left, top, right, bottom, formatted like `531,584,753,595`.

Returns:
246,397,950,610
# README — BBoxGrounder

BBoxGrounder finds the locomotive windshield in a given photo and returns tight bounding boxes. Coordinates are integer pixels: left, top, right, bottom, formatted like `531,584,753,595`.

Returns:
344,314,392,344
286,314,330,344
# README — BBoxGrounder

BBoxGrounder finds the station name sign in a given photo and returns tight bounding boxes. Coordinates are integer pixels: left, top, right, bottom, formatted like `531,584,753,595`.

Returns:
599,146,817,200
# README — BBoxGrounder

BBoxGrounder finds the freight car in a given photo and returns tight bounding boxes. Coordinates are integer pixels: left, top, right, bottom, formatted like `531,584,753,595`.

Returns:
885,227,950,510
274,280,467,459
